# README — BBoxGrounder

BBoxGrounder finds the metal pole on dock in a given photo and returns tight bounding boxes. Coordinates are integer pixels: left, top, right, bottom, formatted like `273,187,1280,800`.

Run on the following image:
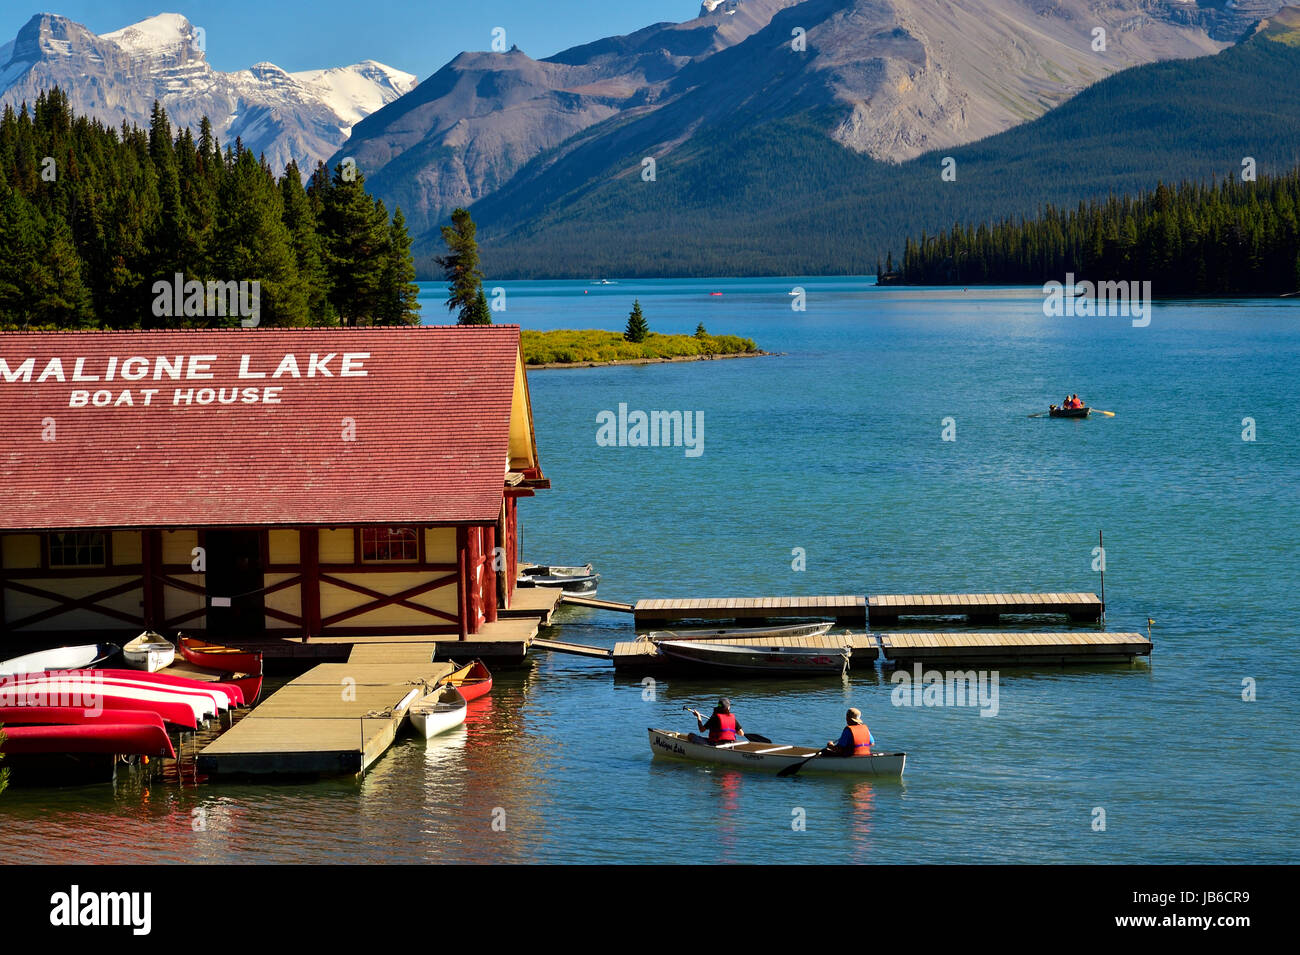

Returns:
1098,529,1106,624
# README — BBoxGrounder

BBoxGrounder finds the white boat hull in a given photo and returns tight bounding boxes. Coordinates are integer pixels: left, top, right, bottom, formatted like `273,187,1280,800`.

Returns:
0,644,116,676
647,622,834,642
1,678,216,722
409,685,467,739
657,640,850,675
122,634,176,673
649,729,905,778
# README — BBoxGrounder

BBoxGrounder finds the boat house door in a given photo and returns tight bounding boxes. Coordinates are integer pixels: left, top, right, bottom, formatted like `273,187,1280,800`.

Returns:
204,530,265,639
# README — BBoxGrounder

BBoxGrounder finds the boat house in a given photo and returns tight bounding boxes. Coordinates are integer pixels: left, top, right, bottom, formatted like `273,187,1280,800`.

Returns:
0,326,549,655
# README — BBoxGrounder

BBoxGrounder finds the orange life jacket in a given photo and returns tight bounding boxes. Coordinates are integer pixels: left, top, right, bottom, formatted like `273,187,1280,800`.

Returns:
848,723,872,755
709,713,738,743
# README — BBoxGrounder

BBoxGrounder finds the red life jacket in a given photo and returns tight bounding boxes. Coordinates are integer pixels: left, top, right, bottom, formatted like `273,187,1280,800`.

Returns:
709,713,737,743
848,723,872,755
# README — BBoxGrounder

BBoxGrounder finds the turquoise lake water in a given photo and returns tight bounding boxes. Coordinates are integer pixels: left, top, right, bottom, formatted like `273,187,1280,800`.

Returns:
2,277,1297,864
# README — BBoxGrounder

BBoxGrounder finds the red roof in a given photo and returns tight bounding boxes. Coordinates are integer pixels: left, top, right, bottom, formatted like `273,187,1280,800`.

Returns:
0,326,525,530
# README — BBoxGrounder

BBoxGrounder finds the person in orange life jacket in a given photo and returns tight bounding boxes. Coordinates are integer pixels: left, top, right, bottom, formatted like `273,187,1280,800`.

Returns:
826,707,874,756
689,698,744,746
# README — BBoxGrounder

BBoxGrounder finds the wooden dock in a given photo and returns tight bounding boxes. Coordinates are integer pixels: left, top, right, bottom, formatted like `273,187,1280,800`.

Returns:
532,637,614,659
561,594,635,613
500,586,562,624
878,631,1150,666
867,593,1103,626
612,632,877,672
634,595,866,629
197,643,451,777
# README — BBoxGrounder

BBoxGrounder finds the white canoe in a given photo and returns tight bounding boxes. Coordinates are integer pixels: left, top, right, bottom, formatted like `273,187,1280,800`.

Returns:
0,643,117,676
122,632,176,672
647,622,834,642
409,684,467,739
656,640,851,675
649,729,906,778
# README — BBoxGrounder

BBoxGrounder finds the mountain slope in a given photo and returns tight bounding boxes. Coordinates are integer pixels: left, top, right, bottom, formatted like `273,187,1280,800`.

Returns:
466,20,1300,278
343,0,1264,241
0,12,415,174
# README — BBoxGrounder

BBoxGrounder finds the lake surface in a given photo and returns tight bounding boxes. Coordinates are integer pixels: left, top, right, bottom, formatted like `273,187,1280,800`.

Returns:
3,277,1297,864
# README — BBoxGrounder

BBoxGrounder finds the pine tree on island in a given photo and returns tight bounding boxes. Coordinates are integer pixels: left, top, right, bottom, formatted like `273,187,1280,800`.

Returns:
437,207,490,325
625,299,649,343
694,322,708,339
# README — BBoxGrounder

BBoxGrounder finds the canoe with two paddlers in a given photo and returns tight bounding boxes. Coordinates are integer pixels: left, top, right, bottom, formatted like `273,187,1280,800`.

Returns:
648,729,905,778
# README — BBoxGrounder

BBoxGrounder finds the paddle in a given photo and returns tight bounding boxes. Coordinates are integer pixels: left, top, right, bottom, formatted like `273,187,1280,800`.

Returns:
777,747,828,778
682,705,770,744
1091,409,1116,417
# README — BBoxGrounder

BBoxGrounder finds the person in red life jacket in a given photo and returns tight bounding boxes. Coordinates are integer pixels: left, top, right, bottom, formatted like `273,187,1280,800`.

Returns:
689,698,744,746
826,707,874,756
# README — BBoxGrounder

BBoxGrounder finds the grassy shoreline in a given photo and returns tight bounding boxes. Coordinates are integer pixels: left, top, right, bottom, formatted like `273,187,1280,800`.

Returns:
521,328,765,367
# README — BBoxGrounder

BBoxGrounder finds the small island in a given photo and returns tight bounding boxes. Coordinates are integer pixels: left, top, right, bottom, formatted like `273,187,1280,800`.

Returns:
522,327,767,368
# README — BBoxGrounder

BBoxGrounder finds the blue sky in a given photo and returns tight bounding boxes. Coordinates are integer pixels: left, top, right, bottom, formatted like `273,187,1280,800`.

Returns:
1,2,702,76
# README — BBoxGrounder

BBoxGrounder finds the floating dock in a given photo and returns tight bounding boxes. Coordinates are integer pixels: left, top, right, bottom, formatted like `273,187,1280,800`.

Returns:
878,631,1150,666
500,586,563,624
197,643,451,776
560,594,635,613
867,593,1103,626
634,595,866,629
612,632,878,672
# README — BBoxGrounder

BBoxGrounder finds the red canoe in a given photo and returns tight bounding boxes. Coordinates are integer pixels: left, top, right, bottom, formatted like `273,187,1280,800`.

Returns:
0,682,198,729
7,671,234,713
89,669,244,707
445,660,493,702
178,637,263,676
0,723,176,758
0,706,165,729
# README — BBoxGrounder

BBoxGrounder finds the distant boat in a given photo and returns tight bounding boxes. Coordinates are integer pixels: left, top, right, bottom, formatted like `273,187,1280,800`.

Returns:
646,622,834,642
122,632,175,672
648,729,905,778
0,643,117,676
409,684,467,738
517,562,600,595
709,292,723,296
590,279,617,285
1049,404,1090,418
655,640,851,675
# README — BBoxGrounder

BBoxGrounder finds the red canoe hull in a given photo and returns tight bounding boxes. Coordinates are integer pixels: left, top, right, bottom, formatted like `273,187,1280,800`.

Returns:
446,660,493,702
88,669,244,707
0,723,175,758
0,706,165,729
0,682,197,729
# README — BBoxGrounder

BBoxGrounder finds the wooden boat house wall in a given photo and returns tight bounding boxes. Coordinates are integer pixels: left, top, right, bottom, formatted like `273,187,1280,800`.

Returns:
0,326,548,647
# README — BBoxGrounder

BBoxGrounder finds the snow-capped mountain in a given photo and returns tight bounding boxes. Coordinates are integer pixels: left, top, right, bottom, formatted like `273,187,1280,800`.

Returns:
0,12,416,174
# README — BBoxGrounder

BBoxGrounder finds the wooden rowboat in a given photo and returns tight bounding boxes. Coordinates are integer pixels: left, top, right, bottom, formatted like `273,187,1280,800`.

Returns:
177,636,263,676
648,729,905,778
444,660,492,702
408,684,467,738
0,644,118,676
122,632,175,672
646,622,834,642
656,640,851,675
1049,404,1090,418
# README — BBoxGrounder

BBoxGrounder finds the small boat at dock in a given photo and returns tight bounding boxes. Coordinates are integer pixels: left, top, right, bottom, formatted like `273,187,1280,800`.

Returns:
443,660,492,702
0,644,118,676
0,722,176,759
122,632,176,672
648,729,905,778
517,562,600,595
408,684,468,738
177,636,263,676
655,640,851,675
646,622,834,642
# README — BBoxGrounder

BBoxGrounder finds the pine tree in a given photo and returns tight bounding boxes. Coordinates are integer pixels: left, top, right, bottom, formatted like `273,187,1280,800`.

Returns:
694,322,707,338
281,160,333,323
378,207,421,325
436,207,487,324
319,161,389,325
625,300,649,343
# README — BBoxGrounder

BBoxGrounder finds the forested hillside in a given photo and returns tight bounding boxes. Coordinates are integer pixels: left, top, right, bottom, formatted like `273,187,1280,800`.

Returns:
0,88,419,328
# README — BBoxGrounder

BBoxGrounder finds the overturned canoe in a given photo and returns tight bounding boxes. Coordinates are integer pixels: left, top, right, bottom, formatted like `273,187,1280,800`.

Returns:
648,729,905,778
0,706,166,729
656,640,851,675
0,644,118,676
1,722,175,759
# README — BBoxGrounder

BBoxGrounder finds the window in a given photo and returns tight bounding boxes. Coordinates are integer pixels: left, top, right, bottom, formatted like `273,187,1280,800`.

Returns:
360,527,418,563
48,532,107,568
